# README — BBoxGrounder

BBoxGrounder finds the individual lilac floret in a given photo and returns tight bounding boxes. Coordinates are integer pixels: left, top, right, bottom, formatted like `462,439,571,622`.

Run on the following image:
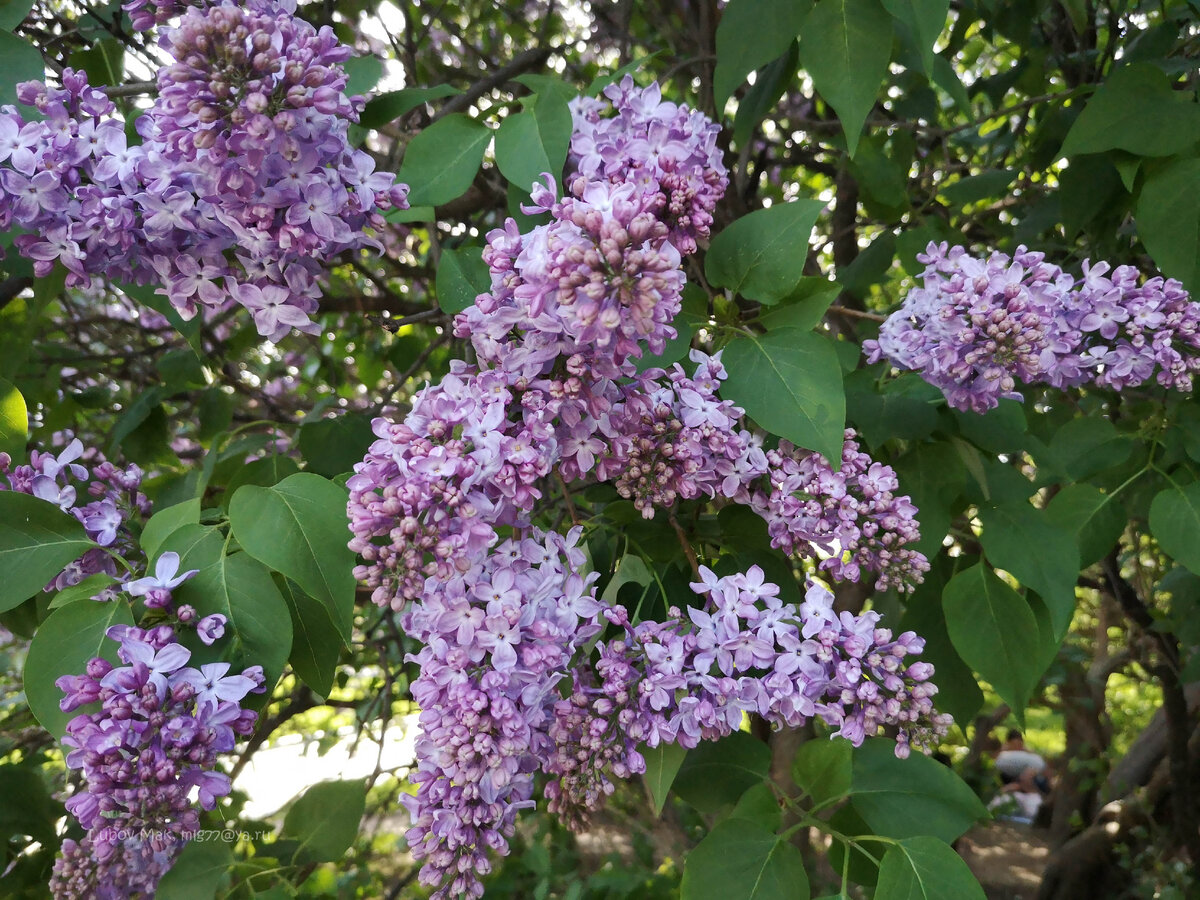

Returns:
865,242,1200,410
50,625,261,899
195,613,227,645
125,551,198,609
0,435,150,598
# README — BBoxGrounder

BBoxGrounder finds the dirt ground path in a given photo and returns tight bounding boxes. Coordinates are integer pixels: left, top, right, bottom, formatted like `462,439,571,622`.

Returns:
959,822,1052,900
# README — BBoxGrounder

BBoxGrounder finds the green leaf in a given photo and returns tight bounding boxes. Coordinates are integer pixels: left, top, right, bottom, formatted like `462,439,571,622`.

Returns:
141,498,201,561
705,201,825,304
897,562,983,726
298,413,375,479
0,32,44,108
943,562,1043,717
978,503,1079,639
1150,482,1200,575
0,764,59,845
343,54,383,96
277,576,342,698
0,492,97,613
642,742,688,816
1136,156,1200,291
282,780,366,864
849,739,986,843
792,737,852,807
681,819,809,900
672,731,771,814
875,837,986,900
494,91,573,192
1046,484,1126,569
938,169,1016,206
0,377,27,458
228,472,356,640
758,277,841,333
24,598,134,738
398,113,491,208
155,837,233,900
117,281,204,359
0,0,34,30
881,0,949,75
728,783,782,831
223,454,301,501
48,572,119,608
712,0,810,110
173,549,293,694
720,328,845,463
1060,64,1200,158
69,38,123,87
436,245,491,314
892,442,964,558
799,0,894,156
360,84,461,129
732,42,800,147
107,385,168,456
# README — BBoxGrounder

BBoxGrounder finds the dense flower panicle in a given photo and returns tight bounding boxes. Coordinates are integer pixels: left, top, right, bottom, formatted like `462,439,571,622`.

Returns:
0,438,150,597
347,362,560,609
865,242,1200,411
456,177,686,379
570,76,728,255
750,430,930,592
595,351,767,517
542,568,950,828
347,78,943,899
400,528,605,900
50,624,261,899
0,0,407,340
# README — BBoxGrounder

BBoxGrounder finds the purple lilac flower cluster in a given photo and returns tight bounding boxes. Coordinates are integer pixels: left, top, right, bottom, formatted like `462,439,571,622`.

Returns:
0,0,407,341
0,438,149,597
543,568,950,828
50,624,261,899
749,430,931,592
346,79,939,898
570,76,727,255
400,528,606,899
864,242,1200,412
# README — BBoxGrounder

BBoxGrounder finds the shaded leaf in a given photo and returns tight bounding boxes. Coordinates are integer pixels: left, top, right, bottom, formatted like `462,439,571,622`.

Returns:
943,562,1043,717
398,114,491,207
721,328,845,464
0,492,96,613
705,201,825,304
24,598,134,738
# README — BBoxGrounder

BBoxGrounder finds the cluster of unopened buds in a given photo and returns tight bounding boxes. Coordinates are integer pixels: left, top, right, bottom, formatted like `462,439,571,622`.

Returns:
348,77,944,899
865,242,1200,411
0,0,407,339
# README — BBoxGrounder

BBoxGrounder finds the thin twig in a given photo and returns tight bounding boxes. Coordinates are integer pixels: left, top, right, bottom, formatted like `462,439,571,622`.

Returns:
103,81,157,98
668,511,700,579
827,305,886,323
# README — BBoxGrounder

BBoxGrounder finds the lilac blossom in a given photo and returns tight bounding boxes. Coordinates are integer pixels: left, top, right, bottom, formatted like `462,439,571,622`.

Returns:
865,242,1200,410
0,0,408,340
1,435,150,599
50,625,260,899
